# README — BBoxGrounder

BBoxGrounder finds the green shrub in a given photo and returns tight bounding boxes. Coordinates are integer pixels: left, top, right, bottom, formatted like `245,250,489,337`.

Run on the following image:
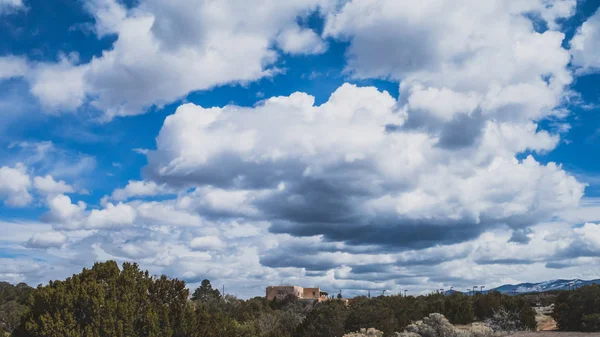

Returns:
293,300,348,337
345,297,397,336
552,284,600,331
581,313,600,332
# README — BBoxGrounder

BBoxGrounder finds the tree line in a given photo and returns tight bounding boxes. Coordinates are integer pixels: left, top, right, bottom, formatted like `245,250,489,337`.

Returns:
1,261,539,337
0,282,32,334
296,289,535,336
553,284,600,332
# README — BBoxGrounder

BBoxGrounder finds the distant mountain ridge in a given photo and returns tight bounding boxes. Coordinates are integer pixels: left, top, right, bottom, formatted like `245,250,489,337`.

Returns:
456,279,600,295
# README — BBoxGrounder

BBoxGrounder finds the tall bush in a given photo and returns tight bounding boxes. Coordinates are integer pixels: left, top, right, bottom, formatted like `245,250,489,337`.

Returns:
553,284,600,331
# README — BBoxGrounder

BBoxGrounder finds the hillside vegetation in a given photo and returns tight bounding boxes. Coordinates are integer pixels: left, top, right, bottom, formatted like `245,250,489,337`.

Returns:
0,282,32,335
2,261,536,337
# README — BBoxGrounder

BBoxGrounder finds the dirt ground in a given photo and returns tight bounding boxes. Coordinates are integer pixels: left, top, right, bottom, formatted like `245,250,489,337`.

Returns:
509,333,600,337
535,305,558,331
536,315,558,331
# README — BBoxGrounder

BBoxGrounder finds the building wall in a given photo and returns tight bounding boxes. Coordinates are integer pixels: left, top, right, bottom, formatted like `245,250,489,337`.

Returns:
303,287,320,299
266,286,304,301
266,285,331,302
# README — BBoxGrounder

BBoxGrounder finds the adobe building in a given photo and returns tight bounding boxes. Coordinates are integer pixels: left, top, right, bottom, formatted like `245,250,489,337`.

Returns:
266,285,329,302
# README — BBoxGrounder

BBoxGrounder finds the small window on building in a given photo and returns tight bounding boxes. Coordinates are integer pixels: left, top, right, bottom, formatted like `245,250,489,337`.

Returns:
313,291,316,296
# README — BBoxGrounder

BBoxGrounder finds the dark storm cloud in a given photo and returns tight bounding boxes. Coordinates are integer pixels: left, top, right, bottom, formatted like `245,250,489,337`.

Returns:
305,270,328,277
148,148,497,251
343,20,440,79
260,252,340,271
436,112,485,150
425,274,488,291
337,271,418,283
348,254,468,276
391,105,484,150
395,250,471,266
256,177,372,225
553,244,599,259
269,217,484,250
545,261,572,269
259,236,472,273
394,278,427,285
145,152,305,190
350,264,394,274
508,228,533,244
473,257,535,265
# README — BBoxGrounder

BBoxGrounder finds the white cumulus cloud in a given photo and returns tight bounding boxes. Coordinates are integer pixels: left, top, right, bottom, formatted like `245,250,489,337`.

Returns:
110,180,168,201
34,175,75,195
26,231,68,249
323,0,574,135
145,83,584,251
190,236,226,251
570,9,600,74
2,0,598,297
0,0,330,119
0,56,28,79
0,163,32,207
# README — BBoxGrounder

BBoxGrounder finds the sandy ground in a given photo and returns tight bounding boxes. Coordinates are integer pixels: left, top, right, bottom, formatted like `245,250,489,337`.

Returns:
536,315,558,331
535,305,558,331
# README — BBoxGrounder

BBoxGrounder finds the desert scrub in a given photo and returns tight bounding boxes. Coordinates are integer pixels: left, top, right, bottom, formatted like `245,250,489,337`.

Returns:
343,328,385,337
404,313,469,337
582,313,600,332
553,284,600,331
395,332,422,337
484,308,530,333
397,313,498,337
465,323,494,337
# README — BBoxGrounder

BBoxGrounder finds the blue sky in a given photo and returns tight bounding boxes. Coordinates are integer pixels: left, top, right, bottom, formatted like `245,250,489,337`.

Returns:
0,0,599,297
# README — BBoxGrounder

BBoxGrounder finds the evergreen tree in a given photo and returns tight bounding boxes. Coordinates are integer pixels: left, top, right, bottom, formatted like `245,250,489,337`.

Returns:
191,279,221,303
294,300,348,337
0,282,31,335
12,261,192,337
472,291,503,320
553,284,600,331
0,300,27,333
344,297,397,336
443,293,474,324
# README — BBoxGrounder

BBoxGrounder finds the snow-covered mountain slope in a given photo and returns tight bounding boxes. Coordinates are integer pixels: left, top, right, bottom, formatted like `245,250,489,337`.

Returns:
485,279,600,294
